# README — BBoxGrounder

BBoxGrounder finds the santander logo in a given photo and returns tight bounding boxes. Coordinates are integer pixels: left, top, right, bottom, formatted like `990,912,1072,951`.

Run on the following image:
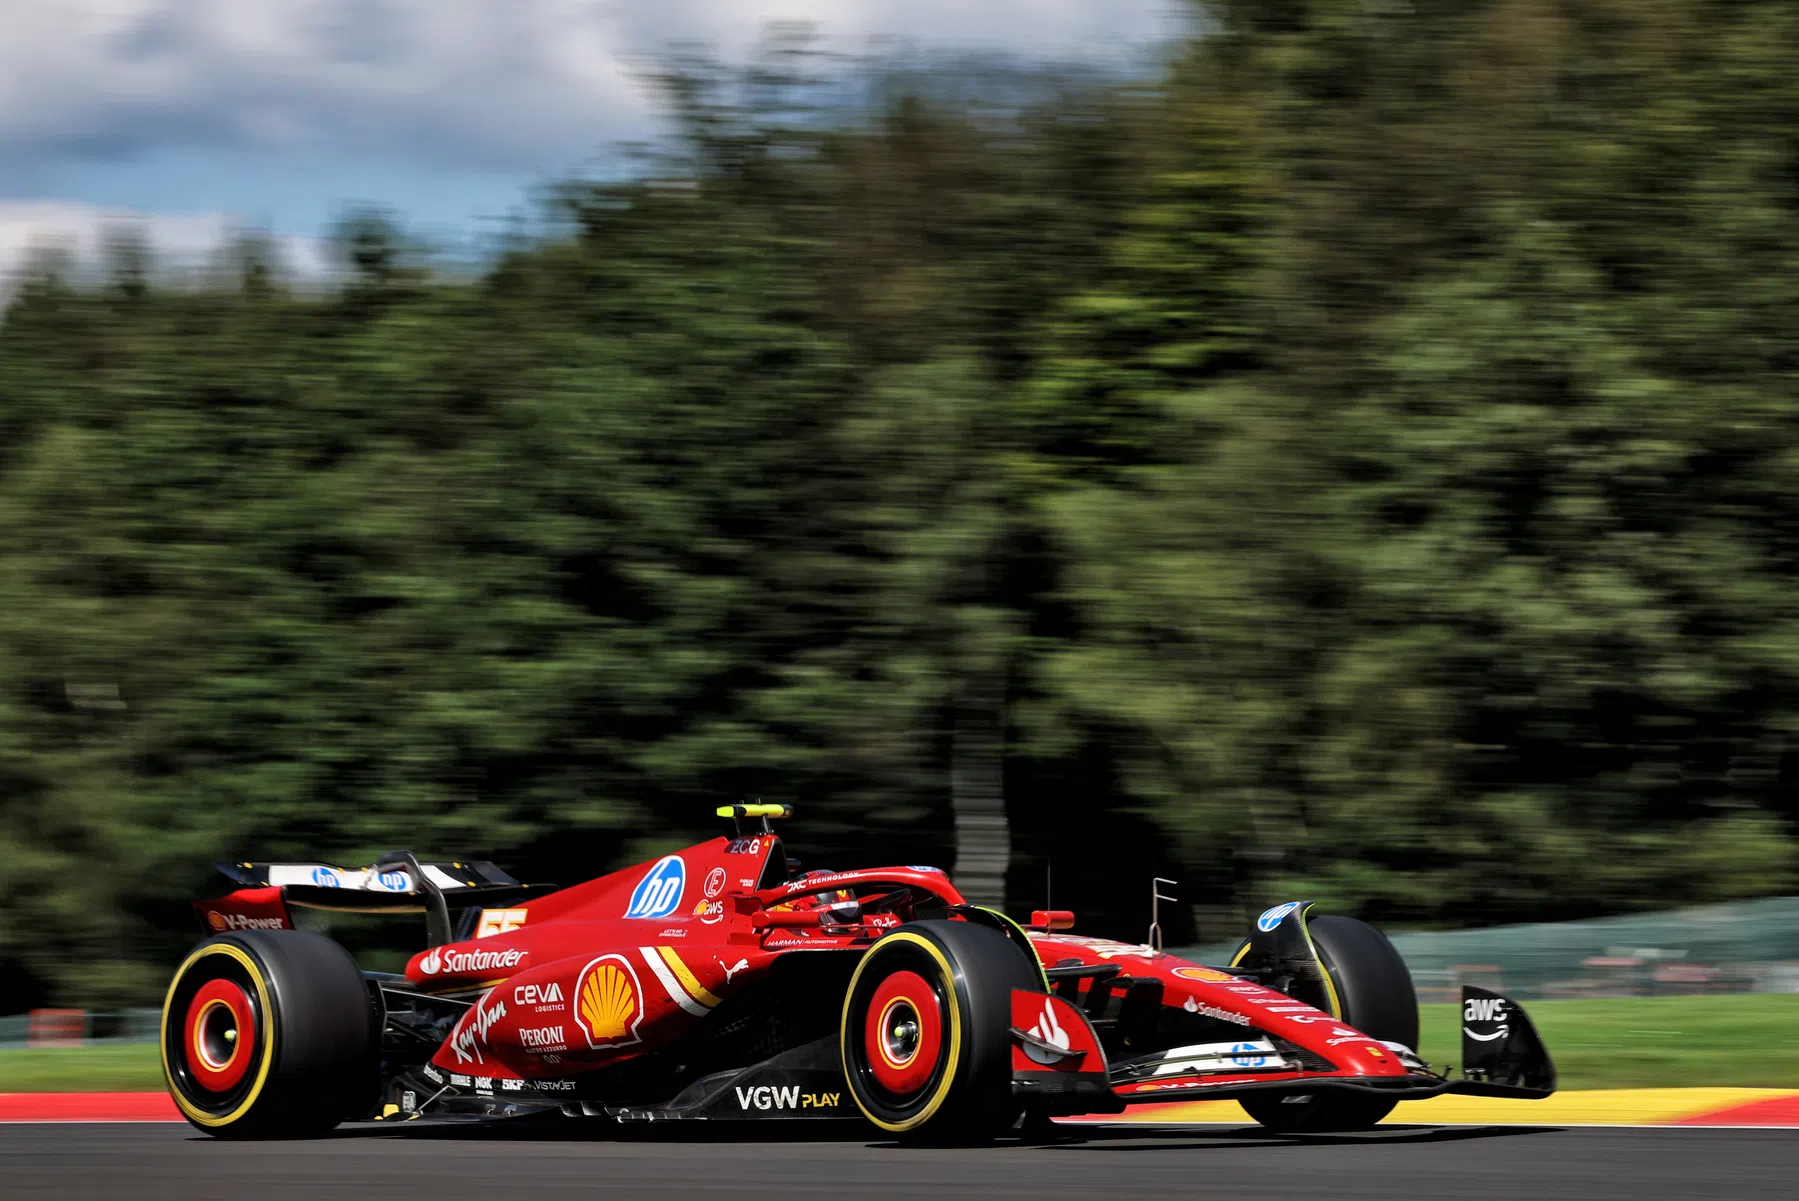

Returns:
1024,999,1072,1065
417,945,526,978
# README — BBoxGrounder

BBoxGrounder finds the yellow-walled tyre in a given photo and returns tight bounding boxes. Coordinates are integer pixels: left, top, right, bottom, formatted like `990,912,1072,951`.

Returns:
840,919,1040,1144
1235,915,1414,1133
161,930,377,1138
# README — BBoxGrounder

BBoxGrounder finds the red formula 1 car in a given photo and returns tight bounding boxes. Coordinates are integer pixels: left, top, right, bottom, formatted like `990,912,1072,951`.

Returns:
162,805,1554,1139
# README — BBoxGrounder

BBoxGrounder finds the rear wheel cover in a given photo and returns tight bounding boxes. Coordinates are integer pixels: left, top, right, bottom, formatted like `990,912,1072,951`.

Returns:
183,978,257,1092
161,943,275,1127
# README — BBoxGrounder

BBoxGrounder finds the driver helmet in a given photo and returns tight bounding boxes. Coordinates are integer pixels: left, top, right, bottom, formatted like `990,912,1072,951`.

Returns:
799,870,860,926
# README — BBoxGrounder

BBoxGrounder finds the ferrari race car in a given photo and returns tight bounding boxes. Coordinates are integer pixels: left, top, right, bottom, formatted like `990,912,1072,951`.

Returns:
162,805,1554,1139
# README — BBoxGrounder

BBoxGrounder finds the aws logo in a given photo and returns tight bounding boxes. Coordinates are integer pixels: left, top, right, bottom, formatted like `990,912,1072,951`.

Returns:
625,856,685,919
573,955,644,1050
1463,995,1510,1042
1464,997,1508,1023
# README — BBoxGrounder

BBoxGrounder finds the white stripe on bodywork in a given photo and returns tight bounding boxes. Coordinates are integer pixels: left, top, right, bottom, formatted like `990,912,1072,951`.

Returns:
639,946,708,1016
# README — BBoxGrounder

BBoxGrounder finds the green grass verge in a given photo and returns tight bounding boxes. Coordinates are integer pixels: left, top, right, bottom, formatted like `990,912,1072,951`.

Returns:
0,1043,164,1093
1417,993,1799,1089
2,994,1795,1093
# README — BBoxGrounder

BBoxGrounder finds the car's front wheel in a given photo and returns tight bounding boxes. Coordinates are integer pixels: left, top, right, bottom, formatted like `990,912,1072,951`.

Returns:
1234,913,1416,1133
161,929,377,1138
1239,1089,1398,1133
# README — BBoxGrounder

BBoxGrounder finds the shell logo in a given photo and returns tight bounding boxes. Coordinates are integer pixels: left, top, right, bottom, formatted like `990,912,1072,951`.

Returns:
206,910,227,931
573,955,644,1050
1173,966,1237,984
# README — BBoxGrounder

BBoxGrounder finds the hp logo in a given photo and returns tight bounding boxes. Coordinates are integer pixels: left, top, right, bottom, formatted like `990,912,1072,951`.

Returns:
1229,1043,1269,1068
1256,902,1299,932
625,856,686,919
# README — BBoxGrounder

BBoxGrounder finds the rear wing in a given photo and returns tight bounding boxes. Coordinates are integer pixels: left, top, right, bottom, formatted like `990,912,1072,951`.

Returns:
199,851,556,947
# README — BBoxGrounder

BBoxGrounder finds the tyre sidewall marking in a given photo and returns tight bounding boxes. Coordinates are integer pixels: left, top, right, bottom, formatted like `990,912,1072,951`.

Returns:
840,931,964,1133
161,941,277,1127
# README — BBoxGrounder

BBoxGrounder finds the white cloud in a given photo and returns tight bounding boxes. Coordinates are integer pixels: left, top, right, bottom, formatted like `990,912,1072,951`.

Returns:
0,2,1182,176
0,201,334,299
0,3,1183,295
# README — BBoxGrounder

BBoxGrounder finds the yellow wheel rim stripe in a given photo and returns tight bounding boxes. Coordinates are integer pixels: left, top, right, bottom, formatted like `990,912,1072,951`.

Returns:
160,942,276,1128
840,931,964,1133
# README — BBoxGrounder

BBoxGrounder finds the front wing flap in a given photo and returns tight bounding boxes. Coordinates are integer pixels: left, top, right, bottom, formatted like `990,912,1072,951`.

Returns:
1011,990,1123,1115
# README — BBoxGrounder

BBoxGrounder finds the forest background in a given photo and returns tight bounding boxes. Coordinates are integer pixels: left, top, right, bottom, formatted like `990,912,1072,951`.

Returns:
6,0,1799,1010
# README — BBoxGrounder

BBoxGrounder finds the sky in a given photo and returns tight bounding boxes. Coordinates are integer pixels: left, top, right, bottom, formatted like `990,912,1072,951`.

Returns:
0,2,1186,287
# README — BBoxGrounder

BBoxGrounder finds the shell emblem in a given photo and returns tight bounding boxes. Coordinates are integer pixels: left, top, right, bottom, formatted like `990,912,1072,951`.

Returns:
573,955,643,1050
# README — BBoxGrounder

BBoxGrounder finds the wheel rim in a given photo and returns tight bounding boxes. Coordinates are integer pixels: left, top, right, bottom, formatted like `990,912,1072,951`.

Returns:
163,946,269,1122
183,979,256,1092
864,970,943,1097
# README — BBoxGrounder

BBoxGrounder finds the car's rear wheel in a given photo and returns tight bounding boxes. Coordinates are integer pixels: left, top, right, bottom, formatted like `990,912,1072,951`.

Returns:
162,929,377,1138
840,919,1040,1144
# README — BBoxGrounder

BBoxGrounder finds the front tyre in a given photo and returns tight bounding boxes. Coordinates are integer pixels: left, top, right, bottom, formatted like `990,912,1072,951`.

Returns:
1239,1089,1397,1134
1237,914,1416,1133
840,920,1040,1143
162,930,377,1138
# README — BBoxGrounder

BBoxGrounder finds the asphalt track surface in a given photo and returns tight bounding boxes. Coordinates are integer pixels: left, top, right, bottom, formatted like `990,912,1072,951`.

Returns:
4,1121,1793,1201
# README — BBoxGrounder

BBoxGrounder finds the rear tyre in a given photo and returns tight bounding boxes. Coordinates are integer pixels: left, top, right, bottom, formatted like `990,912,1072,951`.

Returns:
162,930,377,1138
840,919,1040,1144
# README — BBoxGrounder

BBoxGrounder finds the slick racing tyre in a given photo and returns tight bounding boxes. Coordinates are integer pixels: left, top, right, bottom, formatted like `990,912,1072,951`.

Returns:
161,929,378,1138
841,919,1040,1144
1239,1088,1398,1134
1238,915,1417,1133
1307,914,1418,1050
